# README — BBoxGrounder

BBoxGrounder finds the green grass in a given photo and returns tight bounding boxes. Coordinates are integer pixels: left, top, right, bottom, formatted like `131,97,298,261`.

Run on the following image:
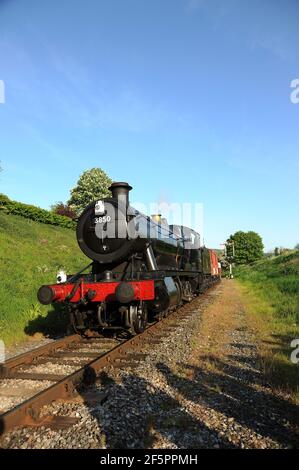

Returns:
0,213,88,345
236,251,299,401
237,251,299,324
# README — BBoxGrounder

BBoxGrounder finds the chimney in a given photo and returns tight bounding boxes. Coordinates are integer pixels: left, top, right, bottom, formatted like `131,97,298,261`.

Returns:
109,182,132,206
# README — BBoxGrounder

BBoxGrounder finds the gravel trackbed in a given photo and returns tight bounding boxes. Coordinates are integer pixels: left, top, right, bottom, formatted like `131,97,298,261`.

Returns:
1,280,298,449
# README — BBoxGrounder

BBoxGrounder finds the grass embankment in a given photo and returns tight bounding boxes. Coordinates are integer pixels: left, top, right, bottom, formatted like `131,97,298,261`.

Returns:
236,251,299,401
0,213,88,346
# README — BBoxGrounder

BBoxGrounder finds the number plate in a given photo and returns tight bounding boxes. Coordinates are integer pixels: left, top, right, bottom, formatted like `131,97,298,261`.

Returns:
94,215,112,224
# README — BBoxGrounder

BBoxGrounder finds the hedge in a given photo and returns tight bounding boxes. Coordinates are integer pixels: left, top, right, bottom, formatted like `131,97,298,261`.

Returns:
0,193,76,229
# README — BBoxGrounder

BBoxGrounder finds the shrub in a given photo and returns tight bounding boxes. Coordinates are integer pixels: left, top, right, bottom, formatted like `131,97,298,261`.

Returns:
0,194,76,229
51,202,77,220
0,193,10,204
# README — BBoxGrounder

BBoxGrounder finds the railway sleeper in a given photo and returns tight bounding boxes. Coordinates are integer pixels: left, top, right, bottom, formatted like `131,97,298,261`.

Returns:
4,371,66,382
23,414,80,431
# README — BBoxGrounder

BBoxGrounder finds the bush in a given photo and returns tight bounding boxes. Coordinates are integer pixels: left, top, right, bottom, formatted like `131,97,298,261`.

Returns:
0,193,10,204
51,202,77,220
0,194,76,229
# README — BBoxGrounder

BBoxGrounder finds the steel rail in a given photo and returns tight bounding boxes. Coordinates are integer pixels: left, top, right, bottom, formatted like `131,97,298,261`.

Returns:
0,335,81,375
0,286,217,436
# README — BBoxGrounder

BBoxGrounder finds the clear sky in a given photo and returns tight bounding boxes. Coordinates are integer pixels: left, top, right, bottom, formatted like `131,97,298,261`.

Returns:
0,0,298,250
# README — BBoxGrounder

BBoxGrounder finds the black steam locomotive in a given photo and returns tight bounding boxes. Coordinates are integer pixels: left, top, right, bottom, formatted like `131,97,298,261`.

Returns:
38,182,220,335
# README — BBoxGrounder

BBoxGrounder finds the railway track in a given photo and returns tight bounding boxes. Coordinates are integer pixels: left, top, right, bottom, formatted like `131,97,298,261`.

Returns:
0,288,215,438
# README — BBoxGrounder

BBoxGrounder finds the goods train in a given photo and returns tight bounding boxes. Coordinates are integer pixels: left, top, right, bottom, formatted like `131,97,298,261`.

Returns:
37,182,221,335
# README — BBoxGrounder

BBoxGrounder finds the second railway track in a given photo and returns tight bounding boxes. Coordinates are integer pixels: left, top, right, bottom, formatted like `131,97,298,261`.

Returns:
0,287,216,438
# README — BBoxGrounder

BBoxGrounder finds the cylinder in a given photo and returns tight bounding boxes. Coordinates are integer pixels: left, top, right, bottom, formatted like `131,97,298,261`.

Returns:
115,282,135,303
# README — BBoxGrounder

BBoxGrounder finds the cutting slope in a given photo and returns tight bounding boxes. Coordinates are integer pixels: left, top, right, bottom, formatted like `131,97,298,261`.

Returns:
0,213,88,345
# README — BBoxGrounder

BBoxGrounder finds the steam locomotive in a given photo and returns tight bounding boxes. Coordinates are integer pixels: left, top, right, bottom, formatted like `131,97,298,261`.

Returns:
37,182,220,335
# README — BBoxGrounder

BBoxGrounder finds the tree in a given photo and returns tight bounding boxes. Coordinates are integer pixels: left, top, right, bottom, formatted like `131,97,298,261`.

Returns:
51,202,77,220
67,168,112,215
295,244,299,250
226,231,264,265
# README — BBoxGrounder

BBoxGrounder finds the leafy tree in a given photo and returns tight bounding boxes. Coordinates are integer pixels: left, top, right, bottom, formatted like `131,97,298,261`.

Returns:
226,230,264,265
67,168,112,215
51,202,77,220
295,243,299,250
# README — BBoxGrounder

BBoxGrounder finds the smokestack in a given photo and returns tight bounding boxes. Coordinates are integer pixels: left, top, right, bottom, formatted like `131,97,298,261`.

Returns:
109,182,132,206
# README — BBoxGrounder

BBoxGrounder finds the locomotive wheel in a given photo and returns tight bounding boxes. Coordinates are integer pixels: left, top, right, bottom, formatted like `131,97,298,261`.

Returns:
129,304,148,335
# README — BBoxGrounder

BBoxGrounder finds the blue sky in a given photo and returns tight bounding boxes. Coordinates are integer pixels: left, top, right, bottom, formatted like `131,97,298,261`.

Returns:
0,0,298,250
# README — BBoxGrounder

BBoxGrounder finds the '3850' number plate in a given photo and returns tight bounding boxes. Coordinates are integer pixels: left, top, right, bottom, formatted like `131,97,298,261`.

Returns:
94,215,112,224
